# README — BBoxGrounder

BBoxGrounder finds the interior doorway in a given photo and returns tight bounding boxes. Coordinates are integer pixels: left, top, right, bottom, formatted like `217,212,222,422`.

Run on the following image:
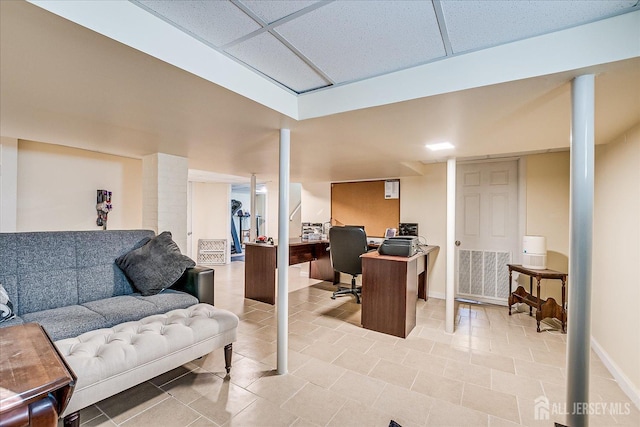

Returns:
230,183,267,259
455,160,520,305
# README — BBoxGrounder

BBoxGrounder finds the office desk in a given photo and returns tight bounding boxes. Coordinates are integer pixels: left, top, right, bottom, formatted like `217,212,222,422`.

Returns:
244,239,338,304
361,245,438,338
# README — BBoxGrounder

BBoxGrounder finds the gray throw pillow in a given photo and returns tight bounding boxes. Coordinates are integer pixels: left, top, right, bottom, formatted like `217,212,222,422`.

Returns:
115,231,195,296
0,283,15,323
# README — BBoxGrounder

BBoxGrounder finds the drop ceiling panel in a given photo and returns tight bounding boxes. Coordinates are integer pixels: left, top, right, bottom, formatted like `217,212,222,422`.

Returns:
225,32,329,93
441,0,638,54
136,0,260,47
240,0,321,24
274,0,446,84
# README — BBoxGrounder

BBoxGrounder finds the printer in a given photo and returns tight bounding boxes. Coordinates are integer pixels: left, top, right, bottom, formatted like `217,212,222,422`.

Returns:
378,236,420,257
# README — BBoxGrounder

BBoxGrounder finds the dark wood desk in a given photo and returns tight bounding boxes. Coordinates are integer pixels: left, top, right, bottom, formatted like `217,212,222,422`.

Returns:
507,264,567,333
360,245,438,338
0,323,76,427
244,239,338,304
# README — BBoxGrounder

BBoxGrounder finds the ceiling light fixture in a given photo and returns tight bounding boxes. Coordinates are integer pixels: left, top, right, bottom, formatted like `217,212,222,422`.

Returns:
426,142,455,151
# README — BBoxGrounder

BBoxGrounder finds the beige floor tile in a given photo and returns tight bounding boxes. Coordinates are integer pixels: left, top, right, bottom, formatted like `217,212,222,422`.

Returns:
246,370,308,405
186,416,217,426
223,356,272,388
514,359,565,385
491,369,544,400
299,340,346,363
77,415,117,427
333,333,376,353
366,340,410,362
326,399,395,427
281,383,345,426
461,383,520,424
488,415,524,426
426,399,489,426
331,347,380,375
306,324,346,344
227,397,299,427
402,349,448,376
329,370,386,407
95,381,170,424
292,357,346,388
530,347,565,368
78,264,636,427
412,370,464,405
368,358,419,389
120,397,200,427
431,342,472,363
471,350,516,374
188,380,258,426
373,384,434,426
260,349,311,373
444,360,491,388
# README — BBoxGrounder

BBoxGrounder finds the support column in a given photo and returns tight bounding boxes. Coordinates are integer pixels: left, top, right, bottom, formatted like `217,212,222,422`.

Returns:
250,174,257,242
277,129,290,375
566,74,595,427
142,153,189,252
445,158,456,334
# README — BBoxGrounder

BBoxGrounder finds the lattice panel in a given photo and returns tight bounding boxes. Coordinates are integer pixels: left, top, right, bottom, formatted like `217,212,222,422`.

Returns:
198,239,227,265
458,249,511,301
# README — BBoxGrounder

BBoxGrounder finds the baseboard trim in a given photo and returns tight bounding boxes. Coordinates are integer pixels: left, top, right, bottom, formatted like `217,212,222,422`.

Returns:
591,336,640,410
427,291,445,300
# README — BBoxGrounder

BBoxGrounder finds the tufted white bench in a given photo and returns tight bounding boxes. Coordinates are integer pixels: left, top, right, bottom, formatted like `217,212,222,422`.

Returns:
54,303,238,427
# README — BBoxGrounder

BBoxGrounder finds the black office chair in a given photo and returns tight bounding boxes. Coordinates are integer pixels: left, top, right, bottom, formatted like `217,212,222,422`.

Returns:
328,226,369,304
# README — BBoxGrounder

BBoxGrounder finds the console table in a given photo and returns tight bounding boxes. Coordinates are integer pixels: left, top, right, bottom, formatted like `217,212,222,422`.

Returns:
507,264,567,333
0,323,76,427
244,239,338,304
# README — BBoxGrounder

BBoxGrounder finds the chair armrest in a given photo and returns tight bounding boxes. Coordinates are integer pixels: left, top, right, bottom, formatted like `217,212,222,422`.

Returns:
172,266,214,305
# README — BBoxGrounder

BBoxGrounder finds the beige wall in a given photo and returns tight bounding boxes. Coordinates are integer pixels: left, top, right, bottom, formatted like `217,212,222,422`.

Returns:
593,124,640,400
17,140,142,231
301,181,332,224
401,163,448,298
524,151,571,301
191,182,230,263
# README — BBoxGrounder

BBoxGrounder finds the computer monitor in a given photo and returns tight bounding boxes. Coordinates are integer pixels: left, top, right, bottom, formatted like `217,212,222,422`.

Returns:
399,223,418,236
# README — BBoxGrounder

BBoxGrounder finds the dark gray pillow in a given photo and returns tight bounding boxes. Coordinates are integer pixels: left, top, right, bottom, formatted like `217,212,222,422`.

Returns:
115,231,195,296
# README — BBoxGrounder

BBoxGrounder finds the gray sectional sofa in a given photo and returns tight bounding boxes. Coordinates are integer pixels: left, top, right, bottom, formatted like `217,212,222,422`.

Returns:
0,229,213,340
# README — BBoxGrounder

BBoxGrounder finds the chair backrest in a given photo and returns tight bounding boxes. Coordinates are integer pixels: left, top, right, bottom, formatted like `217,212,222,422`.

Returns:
329,226,368,277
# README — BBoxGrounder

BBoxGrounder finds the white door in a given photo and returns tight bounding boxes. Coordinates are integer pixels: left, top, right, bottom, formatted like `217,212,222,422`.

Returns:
456,160,519,304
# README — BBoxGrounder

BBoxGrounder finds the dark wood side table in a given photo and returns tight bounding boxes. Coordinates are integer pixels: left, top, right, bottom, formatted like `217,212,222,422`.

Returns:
507,264,567,333
0,323,76,427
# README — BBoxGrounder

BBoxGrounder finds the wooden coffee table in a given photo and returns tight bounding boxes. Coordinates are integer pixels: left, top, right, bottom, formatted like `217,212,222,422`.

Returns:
0,323,76,427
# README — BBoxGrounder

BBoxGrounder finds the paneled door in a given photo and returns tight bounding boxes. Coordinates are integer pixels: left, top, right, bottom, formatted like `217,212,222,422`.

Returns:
455,160,519,304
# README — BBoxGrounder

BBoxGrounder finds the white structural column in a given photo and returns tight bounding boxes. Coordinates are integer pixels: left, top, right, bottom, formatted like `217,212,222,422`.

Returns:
142,153,189,252
277,129,290,375
445,158,456,334
566,74,595,427
250,173,257,242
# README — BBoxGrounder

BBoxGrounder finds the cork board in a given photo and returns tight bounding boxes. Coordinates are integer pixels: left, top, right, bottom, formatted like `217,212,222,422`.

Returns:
331,180,400,238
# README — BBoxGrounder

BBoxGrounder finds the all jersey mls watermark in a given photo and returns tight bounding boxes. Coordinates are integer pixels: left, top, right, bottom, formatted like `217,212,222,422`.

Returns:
534,396,632,420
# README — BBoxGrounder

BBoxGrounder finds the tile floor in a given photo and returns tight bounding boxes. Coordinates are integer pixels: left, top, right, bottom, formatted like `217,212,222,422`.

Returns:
66,262,639,427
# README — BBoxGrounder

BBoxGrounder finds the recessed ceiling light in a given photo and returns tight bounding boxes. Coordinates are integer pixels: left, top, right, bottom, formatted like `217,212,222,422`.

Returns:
426,142,455,151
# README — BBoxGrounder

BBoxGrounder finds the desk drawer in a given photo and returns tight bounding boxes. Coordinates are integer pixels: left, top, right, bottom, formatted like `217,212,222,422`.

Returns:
289,245,316,264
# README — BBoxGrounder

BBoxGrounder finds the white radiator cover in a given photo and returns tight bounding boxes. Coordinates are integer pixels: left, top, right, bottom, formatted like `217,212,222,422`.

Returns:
458,249,511,301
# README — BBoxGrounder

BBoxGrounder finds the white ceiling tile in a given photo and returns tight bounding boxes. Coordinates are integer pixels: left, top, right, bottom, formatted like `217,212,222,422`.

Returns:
441,0,638,54
225,32,329,93
273,0,446,84
240,0,321,24
136,0,261,47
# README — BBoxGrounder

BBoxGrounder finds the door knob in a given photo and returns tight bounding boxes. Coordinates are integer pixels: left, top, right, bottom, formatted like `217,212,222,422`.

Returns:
455,240,461,246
